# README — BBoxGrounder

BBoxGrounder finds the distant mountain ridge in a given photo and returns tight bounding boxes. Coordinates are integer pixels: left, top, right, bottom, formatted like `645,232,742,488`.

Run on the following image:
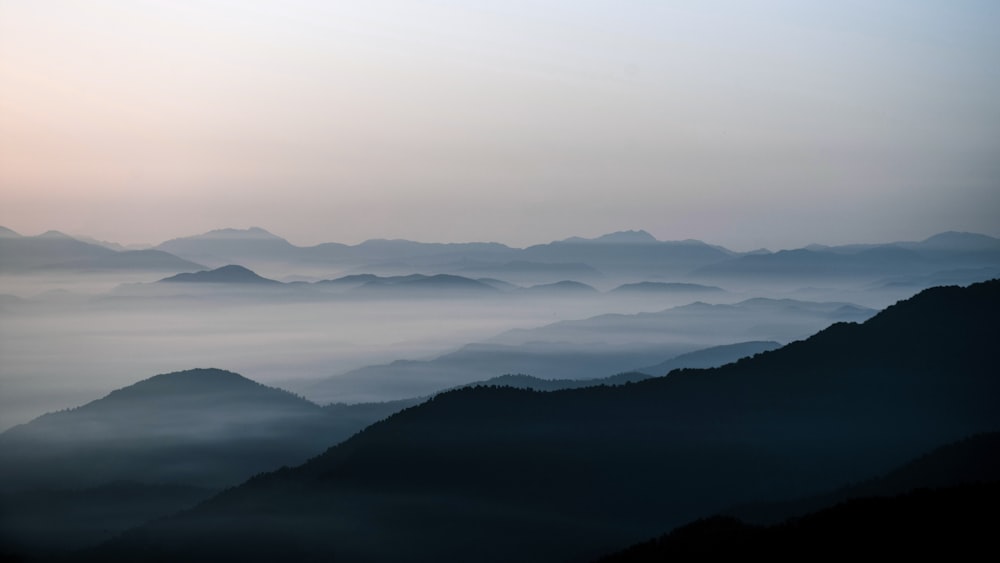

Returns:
696,232,1000,283
8,225,997,286
149,227,742,280
0,227,204,273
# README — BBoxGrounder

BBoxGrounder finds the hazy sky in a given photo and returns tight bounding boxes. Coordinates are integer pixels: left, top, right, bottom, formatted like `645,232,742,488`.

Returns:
1,0,998,250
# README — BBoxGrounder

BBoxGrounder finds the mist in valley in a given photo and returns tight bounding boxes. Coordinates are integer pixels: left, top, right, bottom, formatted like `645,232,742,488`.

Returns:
0,270,720,430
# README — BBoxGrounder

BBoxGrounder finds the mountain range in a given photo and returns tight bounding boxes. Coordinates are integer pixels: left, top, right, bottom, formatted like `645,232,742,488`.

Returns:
303,298,868,403
150,227,1000,286
84,279,999,562
5,226,999,294
0,228,204,273
0,338,782,556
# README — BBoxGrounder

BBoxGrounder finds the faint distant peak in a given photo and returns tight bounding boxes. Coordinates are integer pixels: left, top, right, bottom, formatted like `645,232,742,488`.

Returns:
200,227,283,240
611,281,725,293
0,226,21,238
920,231,999,247
523,280,599,292
36,230,74,240
137,367,252,388
596,230,657,243
804,244,831,251
561,230,658,244
73,235,130,251
159,264,281,284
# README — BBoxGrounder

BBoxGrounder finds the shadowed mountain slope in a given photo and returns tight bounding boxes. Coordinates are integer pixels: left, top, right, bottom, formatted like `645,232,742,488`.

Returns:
724,431,1000,526
636,340,781,375
0,369,409,491
94,280,1000,562
307,297,874,403
600,432,1000,561
597,483,1000,562
0,482,215,556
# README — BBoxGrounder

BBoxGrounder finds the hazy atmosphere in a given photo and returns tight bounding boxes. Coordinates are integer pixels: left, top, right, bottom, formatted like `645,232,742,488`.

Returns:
2,1,999,249
1,2,999,562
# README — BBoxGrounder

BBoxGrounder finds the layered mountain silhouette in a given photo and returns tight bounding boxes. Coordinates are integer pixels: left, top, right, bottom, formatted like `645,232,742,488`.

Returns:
12,226,998,288
352,273,498,293
696,231,1000,283
489,297,875,348
518,280,599,294
0,369,409,491
457,372,653,391
152,227,744,281
156,227,307,266
519,232,735,277
452,260,604,285
610,281,726,295
0,227,203,273
635,340,781,375
306,298,874,403
91,280,999,562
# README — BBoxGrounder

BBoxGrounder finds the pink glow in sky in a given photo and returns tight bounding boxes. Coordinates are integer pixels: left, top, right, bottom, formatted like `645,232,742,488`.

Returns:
2,1,998,249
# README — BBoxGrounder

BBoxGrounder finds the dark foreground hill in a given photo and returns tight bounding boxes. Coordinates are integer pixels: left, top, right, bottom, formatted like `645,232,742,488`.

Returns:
0,482,214,558
725,431,1000,525
597,483,1000,561
90,280,1000,563
598,431,1000,561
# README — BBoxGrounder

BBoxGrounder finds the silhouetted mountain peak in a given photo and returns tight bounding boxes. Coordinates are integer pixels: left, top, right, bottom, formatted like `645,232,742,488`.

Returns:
920,231,1000,250
596,230,658,243
158,265,281,284
200,227,284,240
99,368,305,404
36,230,74,240
355,273,497,292
562,230,658,244
0,225,21,238
522,280,598,292
611,281,725,294
104,368,256,398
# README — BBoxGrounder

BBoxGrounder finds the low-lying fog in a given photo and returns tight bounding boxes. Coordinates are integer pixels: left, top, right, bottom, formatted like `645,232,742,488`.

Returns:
0,275,711,430
0,270,922,432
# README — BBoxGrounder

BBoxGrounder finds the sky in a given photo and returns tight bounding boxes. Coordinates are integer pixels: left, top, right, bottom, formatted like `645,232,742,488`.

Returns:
1,0,998,251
